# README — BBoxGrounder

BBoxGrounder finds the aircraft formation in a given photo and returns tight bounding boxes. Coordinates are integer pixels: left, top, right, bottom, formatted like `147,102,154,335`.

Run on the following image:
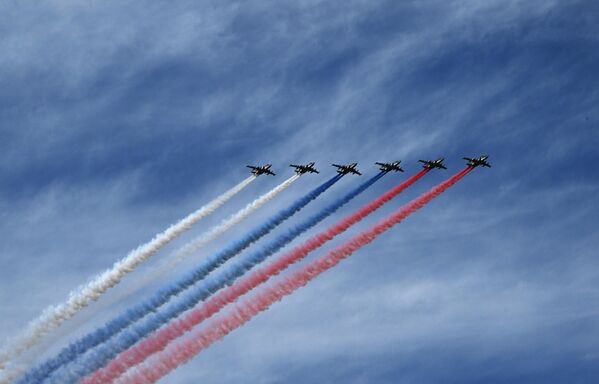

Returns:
1,154,491,384
248,155,491,176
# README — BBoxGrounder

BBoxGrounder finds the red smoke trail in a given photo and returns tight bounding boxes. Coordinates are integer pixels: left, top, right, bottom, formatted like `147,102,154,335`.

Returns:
119,167,472,384
83,169,429,383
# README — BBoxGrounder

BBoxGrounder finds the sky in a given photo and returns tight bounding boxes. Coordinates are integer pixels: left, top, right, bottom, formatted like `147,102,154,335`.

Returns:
1,0,599,382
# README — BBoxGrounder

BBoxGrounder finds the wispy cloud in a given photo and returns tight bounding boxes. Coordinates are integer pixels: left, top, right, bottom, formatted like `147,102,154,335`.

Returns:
1,0,598,382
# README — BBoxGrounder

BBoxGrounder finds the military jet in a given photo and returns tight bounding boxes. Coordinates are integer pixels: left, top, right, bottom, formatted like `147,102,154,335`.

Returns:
247,164,275,176
332,163,361,175
290,162,319,175
376,161,404,173
418,158,447,170
464,155,491,168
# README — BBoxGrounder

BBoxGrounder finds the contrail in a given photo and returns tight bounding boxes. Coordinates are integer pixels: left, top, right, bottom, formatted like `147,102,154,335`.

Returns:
82,172,390,383
96,174,298,311
0,176,255,374
84,169,427,383
154,176,299,277
15,175,298,384
121,167,473,384
24,174,332,384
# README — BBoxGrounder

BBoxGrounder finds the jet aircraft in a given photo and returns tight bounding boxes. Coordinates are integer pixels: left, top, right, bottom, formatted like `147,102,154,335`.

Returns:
376,161,404,172
418,158,447,170
463,155,491,168
247,164,276,176
332,163,362,175
290,162,319,174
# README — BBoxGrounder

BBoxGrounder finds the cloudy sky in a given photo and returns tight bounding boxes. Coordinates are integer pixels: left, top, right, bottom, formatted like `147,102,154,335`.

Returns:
1,0,598,382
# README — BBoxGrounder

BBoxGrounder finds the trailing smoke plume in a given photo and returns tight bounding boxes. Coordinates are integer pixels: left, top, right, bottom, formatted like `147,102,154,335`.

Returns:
0,176,255,374
85,172,394,382
121,167,472,384
25,175,336,383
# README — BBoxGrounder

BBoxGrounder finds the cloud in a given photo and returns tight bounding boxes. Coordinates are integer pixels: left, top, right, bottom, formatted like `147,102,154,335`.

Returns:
1,0,599,382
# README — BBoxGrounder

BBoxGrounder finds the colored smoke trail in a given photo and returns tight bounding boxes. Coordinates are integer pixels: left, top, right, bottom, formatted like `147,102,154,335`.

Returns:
15,175,297,384
29,175,336,384
123,167,472,384
85,172,390,383
86,169,426,382
0,176,255,373
97,174,300,313
167,175,299,274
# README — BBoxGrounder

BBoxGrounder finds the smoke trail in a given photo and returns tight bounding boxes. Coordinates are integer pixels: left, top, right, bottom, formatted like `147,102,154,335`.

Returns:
0,176,255,373
122,167,473,384
16,175,298,384
83,172,390,383
99,174,299,312
24,174,333,384
153,176,298,277
86,169,427,383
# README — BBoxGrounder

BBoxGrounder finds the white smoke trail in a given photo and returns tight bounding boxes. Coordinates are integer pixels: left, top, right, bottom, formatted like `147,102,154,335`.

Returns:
121,175,301,300
37,175,299,384
168,175,299,270
0,176,256,371
60,174,300,339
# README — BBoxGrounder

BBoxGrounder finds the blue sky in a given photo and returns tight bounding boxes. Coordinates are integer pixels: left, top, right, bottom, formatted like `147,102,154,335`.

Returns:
1,0,598,382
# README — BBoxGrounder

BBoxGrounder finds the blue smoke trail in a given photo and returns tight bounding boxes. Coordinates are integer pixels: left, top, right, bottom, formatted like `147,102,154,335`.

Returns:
19,175,342,384
52,172,385,383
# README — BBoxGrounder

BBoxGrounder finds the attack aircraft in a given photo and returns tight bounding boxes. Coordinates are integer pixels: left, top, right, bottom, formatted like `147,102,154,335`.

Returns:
332,163,362,175
418,158,447,170
290,162,319,174
376,161,404,172
247,164,276,176
463,155,491,168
